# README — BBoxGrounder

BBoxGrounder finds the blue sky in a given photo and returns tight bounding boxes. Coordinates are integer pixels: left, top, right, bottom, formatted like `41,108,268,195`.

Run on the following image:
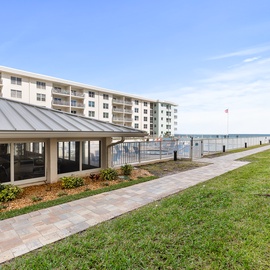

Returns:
1,0,270,134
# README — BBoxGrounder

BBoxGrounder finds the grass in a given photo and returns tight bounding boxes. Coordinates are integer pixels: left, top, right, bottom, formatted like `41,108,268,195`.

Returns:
2,149,270,269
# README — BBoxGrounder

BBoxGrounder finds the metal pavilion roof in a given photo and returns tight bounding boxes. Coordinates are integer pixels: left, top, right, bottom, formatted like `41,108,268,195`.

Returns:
0,98,147,138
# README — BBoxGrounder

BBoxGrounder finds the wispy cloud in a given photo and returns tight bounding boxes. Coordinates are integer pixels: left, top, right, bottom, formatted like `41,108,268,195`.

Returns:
209,44,270,60
243,57,260,63
152,53,270,134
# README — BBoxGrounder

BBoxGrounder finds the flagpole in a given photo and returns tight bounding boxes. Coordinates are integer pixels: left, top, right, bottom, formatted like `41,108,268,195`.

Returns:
225,109,229,137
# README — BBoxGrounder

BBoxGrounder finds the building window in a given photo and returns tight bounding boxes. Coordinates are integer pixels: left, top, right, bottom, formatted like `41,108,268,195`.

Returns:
11,76,22,85
89,111,95,117
103,103,109,109
103,94,109,100
166,112,171,116
88,101,95,107
11,89,22,98
144,109,147,114
174,109,178,113
144,124,148,129
161,110,164,113
103,112,109,118
161,124,163,127
37,93,46,101
71,110,77,114
144,117,147,121
134,108,139,113
144,102,148,106
166,125,171,129
161,117,163,120
88,91,95,98
135,123,139,128
134,100,139,105
135,116,139,121
36,81,46,89
71,100,77,106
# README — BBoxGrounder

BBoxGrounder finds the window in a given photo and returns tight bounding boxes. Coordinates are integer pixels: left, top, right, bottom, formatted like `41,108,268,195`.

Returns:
144,102,148,106
103,94,109,100
161,110,164,113
161,124,163,127
174,109,178,113
144,109,147,114
89,111,95,117
166,118,171,123
143,124,147,129
135,116,139,121
166,125,171,129
37,93,46,101
166,112,171,116
82,140,100,169
135,123,139,128
88,101,95,107
71,100,77,106
144,117,147,121
103,103,109,109
11,89,22,98
36,81,46,89
88,91,95,98
166,105,171,109
11,76,22,85
14,142,45,181
103,112,109,118
0,144,10,183
57,141,80,174
134,100,139,105
161,117,163,120
134,108,139,113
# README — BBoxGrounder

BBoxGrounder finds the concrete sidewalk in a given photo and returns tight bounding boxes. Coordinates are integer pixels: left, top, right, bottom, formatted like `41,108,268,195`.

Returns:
1,145,270,264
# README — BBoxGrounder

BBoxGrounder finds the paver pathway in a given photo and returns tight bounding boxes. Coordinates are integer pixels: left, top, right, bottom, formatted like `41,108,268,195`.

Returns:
1,145,270,264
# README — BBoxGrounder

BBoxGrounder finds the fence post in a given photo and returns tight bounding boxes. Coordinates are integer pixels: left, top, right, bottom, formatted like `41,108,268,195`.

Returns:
138,142,141,163
245,142,247,148
223,145,226,152
190,137,193,160
160,141,162,160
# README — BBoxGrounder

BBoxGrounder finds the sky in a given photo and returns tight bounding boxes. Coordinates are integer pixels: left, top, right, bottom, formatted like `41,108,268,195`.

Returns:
1,0,270,134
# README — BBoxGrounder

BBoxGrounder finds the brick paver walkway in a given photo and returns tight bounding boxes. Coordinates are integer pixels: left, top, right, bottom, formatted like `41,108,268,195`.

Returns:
1,145,270,264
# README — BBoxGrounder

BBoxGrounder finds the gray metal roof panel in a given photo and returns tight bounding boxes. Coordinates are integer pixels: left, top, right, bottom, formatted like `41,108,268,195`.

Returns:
0,98,147,136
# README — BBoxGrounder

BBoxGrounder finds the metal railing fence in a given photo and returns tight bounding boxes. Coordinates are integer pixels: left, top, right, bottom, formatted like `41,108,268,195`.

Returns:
111,136,270,167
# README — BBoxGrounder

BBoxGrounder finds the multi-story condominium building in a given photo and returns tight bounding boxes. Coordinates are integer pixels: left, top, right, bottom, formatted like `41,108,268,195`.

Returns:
0,66,178,137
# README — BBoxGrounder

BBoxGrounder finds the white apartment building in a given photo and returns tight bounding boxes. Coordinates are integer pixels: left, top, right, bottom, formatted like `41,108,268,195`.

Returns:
0,66,178,137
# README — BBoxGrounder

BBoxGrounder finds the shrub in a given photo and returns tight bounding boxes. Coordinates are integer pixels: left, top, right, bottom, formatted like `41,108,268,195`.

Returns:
100,168,118,181
31,196,43,202
121,164,133,175
0,184,23,202
61,176,84,189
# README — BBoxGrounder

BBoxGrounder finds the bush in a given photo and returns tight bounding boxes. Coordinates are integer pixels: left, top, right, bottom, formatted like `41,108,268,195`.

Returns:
121,164,133,175
100,168,118,181
0,184,23,202
61,176,84,189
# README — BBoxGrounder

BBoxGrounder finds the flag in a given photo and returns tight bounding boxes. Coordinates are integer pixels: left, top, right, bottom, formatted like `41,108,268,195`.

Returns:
225,109,229,113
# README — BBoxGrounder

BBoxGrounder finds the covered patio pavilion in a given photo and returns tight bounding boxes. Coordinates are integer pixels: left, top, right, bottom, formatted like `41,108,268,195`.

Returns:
0,98,147,186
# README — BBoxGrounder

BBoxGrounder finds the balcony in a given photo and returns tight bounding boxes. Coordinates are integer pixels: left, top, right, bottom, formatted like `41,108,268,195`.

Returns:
52,100,70,107
0,79,3,85
124,118,132,122
112,99,132,106
112,117,124,121
124,109,132,114
71,102,85,108
52,88,70,96
112,108,124,113
71,91,85,98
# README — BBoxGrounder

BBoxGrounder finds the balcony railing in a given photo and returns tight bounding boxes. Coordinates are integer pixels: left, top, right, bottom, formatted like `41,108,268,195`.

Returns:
52,100,70,106
124,118,132,122
113,108,124,113
71,102,85,108
124,109,132,114
52,88,70,96
71,91,85,98
113,117,124,121
112,99,132,105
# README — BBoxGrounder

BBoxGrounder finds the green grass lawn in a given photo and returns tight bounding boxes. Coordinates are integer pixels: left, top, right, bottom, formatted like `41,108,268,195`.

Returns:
2,150,270,269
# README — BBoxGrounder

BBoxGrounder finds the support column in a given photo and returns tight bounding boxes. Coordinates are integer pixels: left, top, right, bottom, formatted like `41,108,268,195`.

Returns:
101,137,113,169
47,138,58,183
